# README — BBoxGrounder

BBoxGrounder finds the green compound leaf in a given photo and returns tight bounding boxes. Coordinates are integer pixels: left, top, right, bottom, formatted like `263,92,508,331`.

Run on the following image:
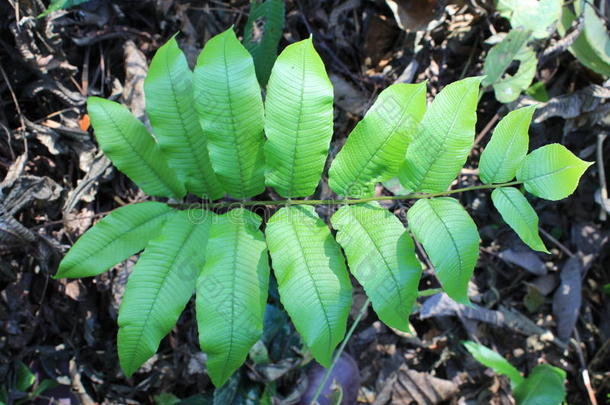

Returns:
407,198,479,304
197,209,269,387
558,1,610,77
145,36,224,200
193,28,266,199
55,202,173,279
118,209,213,377
479,105,535,184
331,202,422,331
266,206,352,366
264,38,334,198
88,97,186,199
514,364,566,405
482,29,536,103
516,143,593,201
492,188,548,253
329,82,427,197
497,0,562,39
463,341,524,387
243,0,286,86
399,76,482,193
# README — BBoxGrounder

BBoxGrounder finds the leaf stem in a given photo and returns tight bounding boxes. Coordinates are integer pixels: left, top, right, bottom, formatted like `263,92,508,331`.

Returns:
308,287,444,405
171,181,522,209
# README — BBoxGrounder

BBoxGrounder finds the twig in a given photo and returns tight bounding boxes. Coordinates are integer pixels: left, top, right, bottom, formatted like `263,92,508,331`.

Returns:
571,328,598,405
169,181,523,210
309,298,370,405
597,133,608,221
539,11,585,66
539,227,575,257
309,287,443,405
473,112,501,147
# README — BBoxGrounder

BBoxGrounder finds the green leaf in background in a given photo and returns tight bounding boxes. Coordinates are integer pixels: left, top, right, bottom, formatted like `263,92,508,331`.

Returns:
479,105,535,184
525,82,549,102
496,0,562,39
463,341,524,387
118,210,212,377
265,206,352,366
482,29,531,88
193,28,266,199
558,0,610,77
145,36,224,200
516,143,593,201
399,76,482,193
513,364,566,405
492,187,548,253
407,197,479,304
329,82,427,197
197,209,269,387
332,202,422,331
38,0,90,17
15,362,35,393
482,29,536,103
243,0,286,86
264,38,334,198
88,97,186,199
55,202,173,279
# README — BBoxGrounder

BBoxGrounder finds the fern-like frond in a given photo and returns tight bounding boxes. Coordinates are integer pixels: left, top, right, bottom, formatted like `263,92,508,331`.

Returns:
407,197,479,304
264,38,334,197
516,143,593,200
329,83,427,197
265,206,352,366
193,28,266,198
87,97,185,198
196,209,269,387
55,202,173,279
332,202,422,331
491,187,548,253
399,77,482,193
117,210,213,377
145,36,224,200
479,105,534,184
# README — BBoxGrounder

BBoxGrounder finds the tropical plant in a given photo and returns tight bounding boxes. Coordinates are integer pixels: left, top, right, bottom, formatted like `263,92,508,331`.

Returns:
464,341,566,405
54,27,592,387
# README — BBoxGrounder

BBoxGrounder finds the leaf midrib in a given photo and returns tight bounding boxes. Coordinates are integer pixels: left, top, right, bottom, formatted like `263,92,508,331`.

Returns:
520,165,578,183
284,45,308,197
221,35,247,197
163,48,210,193
427,201,465,278
288,216,333,353
219,224,241,383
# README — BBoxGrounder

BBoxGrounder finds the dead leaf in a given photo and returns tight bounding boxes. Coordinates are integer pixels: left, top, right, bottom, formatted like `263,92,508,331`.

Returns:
552,255,583,341
330,73,366,115
498,248,547,275
122,40,148,123
373,364,458,404
385,0,442,31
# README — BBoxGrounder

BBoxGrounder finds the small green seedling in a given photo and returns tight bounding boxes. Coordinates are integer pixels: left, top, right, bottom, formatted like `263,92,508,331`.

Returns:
464,341,566,405
55,26,591,387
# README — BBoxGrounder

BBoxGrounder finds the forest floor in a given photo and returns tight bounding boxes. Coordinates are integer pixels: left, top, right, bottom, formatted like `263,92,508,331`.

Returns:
0,0,609,404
